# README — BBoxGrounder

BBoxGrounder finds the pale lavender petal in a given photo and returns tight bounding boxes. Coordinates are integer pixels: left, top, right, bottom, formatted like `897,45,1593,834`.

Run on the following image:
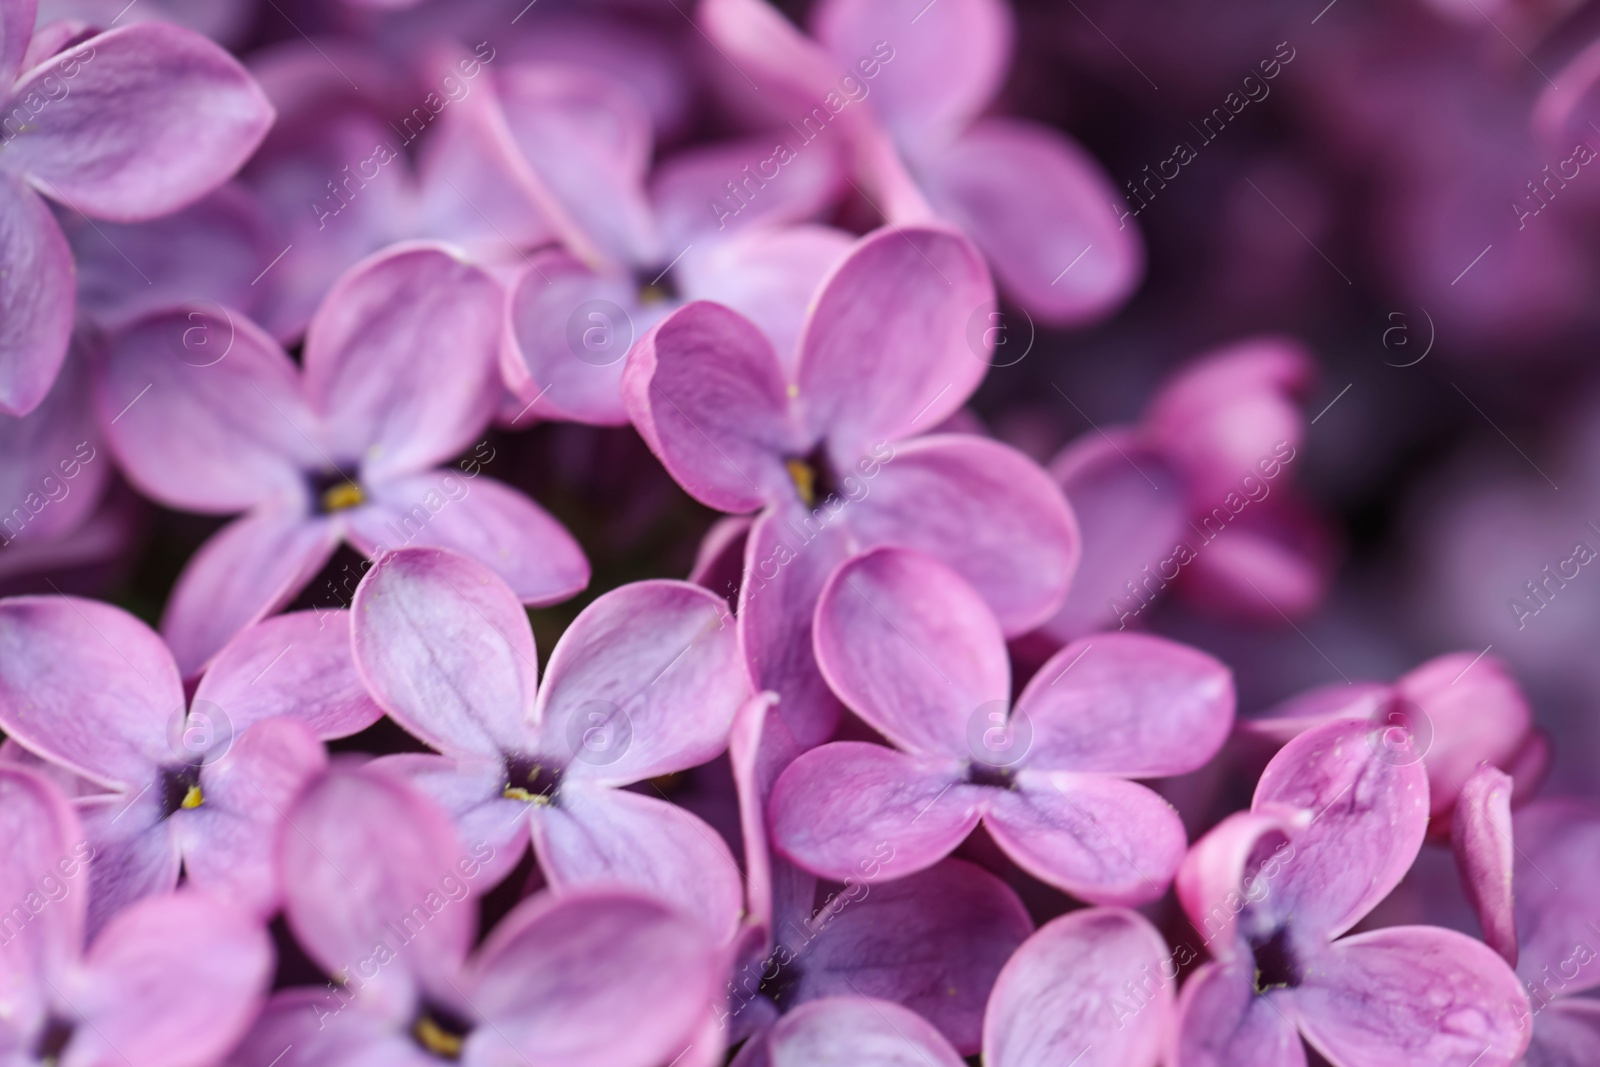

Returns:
813,547,1008,758
5,25,271,220
984,907,1171,1067
370,752,530,890
652,137,844,249
1252,719,1430,940
984,772,1187,905
850,434,1080,634
1292,926,1529,1067
796,226,991,452
1013,632,1234,777
530,784,744,942
0,175,72,416
1172,961,1306,1067
465,890,720,1067
193,610,382,740
0,766,85,1010
738,997,965,1067
160,510,340,679
345,472,588,606
226,989,426,1067
534,581,742,786
304,245,504,483
919,120,1141,325
350,547,539,760
767,741,978,883
622,300,799,514
1451,766,1516,966
0,595,181,785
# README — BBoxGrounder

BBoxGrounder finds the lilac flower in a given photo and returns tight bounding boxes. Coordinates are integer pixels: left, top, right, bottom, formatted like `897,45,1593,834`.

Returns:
723,695,1032,1054
731,997,968,1067
768,547,1234,902
0,346,108,562
1242,650,1544,826
0,765,271,1067
350,546,750,939
230,762,722,1067
1043,337,1332,641
95,243,589,675
1171,718,1529,1067
624,223,1080,744
0,2,273,414
0,597,381,932
698,0,1141,326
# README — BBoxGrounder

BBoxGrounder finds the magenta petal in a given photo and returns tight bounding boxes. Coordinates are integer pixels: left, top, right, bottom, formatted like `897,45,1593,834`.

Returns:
1240,683,1391,746
160,509,340,679
346,473,589,606
851,434,1080,634
1450,766,1516,966
1177,498,1332,621
466,890,719,1067
1293,927,1529,1067
6,24,271,221
814,548,1009,758
1510,800,1600,990
72,890,271,1067
622,300,798,513
728,692,813,949
740,997,965,1067
920,120,1141,326
652,137,844,249
1175,806,1310,963
0,175,73,416
350,547,539,760
800,859,1032,1055
1014,632,1234,777
96,308,316,513
0,595,182,785
304,245,504,483
796,225,991,452
192,610,382,740
1252,719,1430,939
531,784,744,942
768,741,977,883
1172,961,1306,1067
535,581,742,786
984,908,1171,1067
0,767,85,999
985,772,1187,905
1395,651,1532,817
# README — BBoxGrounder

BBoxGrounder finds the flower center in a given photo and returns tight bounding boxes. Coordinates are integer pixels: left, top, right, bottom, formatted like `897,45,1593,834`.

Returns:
1250,926,1301,993
634,266,680,307
308,470,365,514
159,765,204,817
410,1001,473,1060
33,1016,73,1065
965,761,1016,790
502,755,564,806
757,956,804,1006
783,445,838,508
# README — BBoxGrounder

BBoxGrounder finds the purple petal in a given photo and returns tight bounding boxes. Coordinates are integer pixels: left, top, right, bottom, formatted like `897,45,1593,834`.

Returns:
0,176,72,416
95,307,316,513
370,752,531,890
1013,632,1234,777
465,890,721,1067
814,547,1008,758
689,514,753,601
799,859,1032,1055
1177,497,1333,622
1292,926,1529,1067
850,434,1080,634
984,772,1187,905
531,783,744,941
984,907,1172,1067
350,547,539,760
0,347,108,544
303,245,503,483
622,300,798,514
281,764,475,1003
4,24,271,221
652,137,845,249
1238,682,1391,746
920,120,1142,325
160,509,340,678
796,225,991,453
1526,1000,1600,1067
75,793,181,939
0,595,181,785
534,581,742,786
1451,766,1516,966
0,767,85,1001
1395,651,1533,818
768,741,977,883
1252,719,1430,940
346,472,589,606
1175,806,1310,963
225,989,426,1067
192,610,382,740
0,0,33,88
728,692,811,944
1172,961,1306,1067
72,890,271,1067
738,997,966,1067
1510,799,1600,991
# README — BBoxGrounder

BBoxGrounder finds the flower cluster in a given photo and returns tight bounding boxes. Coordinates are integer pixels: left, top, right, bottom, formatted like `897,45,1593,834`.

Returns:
0,0,1592,1064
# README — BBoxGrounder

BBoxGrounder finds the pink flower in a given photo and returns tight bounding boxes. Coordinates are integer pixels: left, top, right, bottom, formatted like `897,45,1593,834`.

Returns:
768,547,1234,903
94,242,589,676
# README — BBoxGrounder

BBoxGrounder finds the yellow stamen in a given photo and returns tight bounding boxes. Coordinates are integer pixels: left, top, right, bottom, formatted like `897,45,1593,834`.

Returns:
180,784,204,809
638,283,672,306
502,786,553,805
320,481,365,512
785,458,817,507
412,1017,463,1059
